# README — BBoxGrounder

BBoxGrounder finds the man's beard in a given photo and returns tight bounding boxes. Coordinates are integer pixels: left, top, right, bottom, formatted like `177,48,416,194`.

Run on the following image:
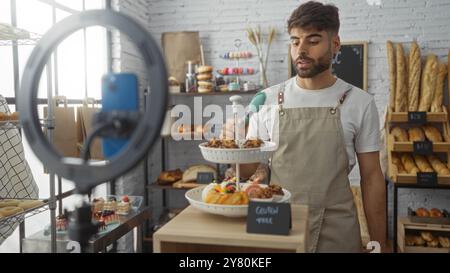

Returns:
295,49,333,78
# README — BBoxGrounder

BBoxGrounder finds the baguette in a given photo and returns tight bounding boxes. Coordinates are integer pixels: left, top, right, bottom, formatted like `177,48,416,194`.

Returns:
427,155,450,175
391,127,409,141
392,153,407,174
423,125,443,142
431,63,447,112
408,127,426,142
387,41,396,112
413,155,434,172
401,154,420,174
418,55,438,112
408,42,421,111
395,43,408,112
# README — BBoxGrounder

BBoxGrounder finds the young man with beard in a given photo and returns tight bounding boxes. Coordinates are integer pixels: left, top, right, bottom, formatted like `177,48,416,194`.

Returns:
239,1,387,252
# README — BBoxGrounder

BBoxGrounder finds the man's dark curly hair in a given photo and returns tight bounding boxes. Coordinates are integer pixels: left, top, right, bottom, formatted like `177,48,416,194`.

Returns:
287,1,340,34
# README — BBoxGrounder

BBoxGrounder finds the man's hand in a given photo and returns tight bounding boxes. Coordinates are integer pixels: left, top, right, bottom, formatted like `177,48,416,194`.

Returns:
248,163,269,184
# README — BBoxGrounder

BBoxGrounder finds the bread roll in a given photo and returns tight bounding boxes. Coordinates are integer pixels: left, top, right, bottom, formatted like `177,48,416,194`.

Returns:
413,235,426,246
387,41,396,112
426,155,450,175
418,55,438,112
431,63,447,112
408,127,425,142
197,73,213,81
438,236,450,248
423,125,443,142
408,42,421,111
401,154,420,174
391,127,409,141
395,43,408,112
413,155,434,172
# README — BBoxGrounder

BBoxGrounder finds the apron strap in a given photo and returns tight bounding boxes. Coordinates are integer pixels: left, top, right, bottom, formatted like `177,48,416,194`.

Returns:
330,85,352,115
278,82,286,116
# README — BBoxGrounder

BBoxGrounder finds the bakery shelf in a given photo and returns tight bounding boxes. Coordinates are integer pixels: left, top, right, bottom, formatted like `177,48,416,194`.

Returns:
147,184,192,191
389,141,450,153
0,200,49,226
388,109,448,123
170,90,259,96
397,217,450,253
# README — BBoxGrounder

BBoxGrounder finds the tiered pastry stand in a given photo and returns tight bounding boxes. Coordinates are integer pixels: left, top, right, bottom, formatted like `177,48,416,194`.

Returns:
185,96,283,217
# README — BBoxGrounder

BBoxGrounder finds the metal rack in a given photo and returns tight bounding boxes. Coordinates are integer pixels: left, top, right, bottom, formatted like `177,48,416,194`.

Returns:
0,23,41,46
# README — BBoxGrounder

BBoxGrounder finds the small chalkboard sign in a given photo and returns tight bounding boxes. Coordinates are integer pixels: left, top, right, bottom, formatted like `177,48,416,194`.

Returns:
417,172,438,186
408,112,427,125
247,201,291,236
196,172,215,184
413,141,433,155
289,41,368,91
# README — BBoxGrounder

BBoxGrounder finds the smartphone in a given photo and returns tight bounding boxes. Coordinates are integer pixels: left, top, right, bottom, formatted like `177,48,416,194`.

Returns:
101,73,139,158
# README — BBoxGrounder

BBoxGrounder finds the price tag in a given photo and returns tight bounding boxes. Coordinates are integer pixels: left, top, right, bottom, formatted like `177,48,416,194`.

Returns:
417,172,438,186
196,172,215,184
413,141,433,155
408,112,427,125
247,202,291,236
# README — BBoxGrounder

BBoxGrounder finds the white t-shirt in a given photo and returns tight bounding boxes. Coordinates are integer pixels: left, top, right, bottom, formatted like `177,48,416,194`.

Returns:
247,77,380,173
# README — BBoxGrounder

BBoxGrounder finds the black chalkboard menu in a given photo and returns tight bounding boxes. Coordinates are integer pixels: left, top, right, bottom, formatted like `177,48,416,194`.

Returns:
289,41,368,91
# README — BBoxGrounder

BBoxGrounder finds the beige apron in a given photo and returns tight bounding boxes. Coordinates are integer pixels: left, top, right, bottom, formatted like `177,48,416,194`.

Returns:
271,81,362,253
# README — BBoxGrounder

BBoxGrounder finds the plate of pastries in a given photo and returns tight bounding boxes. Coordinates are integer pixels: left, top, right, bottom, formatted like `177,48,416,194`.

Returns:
185,177,291,217
199,138,277,164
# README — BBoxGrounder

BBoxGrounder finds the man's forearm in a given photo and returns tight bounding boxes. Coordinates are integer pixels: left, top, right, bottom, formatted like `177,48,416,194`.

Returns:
361,172,387,250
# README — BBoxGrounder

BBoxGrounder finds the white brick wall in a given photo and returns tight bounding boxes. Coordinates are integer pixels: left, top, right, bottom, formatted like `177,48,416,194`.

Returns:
116,0,450,239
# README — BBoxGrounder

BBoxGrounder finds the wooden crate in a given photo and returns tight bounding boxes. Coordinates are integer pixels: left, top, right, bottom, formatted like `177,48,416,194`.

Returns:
388,106,448,123
398,217,450,253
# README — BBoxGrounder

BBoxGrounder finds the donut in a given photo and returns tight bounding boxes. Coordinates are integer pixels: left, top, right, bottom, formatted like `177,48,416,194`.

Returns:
17,200,44,210
198,86,213,93
197,81,213,88
197,66,213,74
197,73,213,81
0,199,21,208
0,206,24,217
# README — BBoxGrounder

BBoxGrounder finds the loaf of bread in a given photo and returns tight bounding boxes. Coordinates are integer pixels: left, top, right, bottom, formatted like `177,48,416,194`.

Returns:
408,42,421,111
427,155,450,175
423,125,443,142
392,153,407,174
431,63,447,112
182,164,217,182
391,127,409,141
413,155,434,172
387,41,396,112
401,154,420,174
418,55,438,112
395,43,408,112
408,127,426,142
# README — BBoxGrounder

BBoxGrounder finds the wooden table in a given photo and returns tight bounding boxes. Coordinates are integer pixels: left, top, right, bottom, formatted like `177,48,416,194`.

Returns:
153,205,308,253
